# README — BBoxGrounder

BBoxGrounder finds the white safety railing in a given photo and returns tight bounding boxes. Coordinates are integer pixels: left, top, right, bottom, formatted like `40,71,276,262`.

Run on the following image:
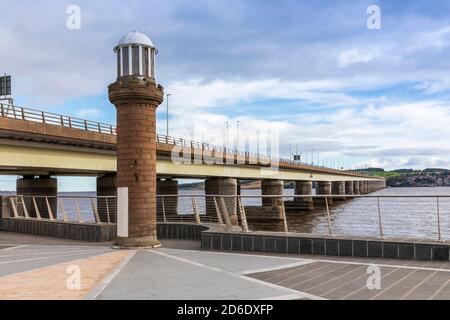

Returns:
3,194,449,242
3,195,116,224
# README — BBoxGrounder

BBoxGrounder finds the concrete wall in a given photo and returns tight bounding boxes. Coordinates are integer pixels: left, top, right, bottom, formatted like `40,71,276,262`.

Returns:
0,218,116,242
201,231,450,261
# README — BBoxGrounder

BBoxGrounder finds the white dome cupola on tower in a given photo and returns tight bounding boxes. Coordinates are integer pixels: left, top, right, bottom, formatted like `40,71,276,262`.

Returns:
114,30,158,79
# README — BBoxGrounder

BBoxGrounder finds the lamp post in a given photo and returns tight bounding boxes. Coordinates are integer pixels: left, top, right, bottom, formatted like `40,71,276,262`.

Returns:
225,121,229,150
166,93,172,137
236,120,240,152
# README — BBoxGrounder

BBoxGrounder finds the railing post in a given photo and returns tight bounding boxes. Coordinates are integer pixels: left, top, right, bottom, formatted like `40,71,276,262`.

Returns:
0,104,4,117
105,198,110,223
377,197,385,239
91,198,101,224
20,196,29,218
32,197,41,220
281,199,288,234
220,197,232,230
21,107,25,120
74,198,82,222
436,197,442,242
60,115,64,126
68,117,72,128
84,120,88,130
110,125,113,134
59,198,68,222
41,111,45,123
213,196,223,224
192,197,201,224
98,122,101,133
45,197,54,220
9,197,19,218
325,197,333,237
161,196,167,223
237,197,249,233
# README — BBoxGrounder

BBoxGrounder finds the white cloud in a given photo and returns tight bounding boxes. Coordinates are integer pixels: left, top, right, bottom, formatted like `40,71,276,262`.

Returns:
77,108,101,118
166,78,359,113
338,47,380,68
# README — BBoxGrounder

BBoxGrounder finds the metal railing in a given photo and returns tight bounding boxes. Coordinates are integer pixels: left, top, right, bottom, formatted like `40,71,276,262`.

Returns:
0,103,373,176
3,193,449,242
155,133,373,176
0,103,116,134
3,195,116,224
157,194,450,242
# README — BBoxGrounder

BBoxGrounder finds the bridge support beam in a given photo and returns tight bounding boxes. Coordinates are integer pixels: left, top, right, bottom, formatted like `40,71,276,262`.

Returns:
353,181,360,195
358,181,365,194
314,181,333,207
16,176,57,219
294,181,314,211
345,181,354,196
261,180,284,219
157,178,178,217
205,177,238,224
97,175,117,223
332,181,346,201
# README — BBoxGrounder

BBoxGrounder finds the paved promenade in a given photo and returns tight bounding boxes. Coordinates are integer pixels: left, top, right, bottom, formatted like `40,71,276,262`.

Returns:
1,232,450,300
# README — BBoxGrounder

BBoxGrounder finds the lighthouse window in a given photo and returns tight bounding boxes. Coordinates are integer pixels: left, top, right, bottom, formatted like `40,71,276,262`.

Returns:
132,46,139,75
142,47,149,77
123,47,129,75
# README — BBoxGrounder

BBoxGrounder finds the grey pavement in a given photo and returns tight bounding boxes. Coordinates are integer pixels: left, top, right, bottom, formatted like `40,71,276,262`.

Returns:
95,248,316,300
2,232,450,300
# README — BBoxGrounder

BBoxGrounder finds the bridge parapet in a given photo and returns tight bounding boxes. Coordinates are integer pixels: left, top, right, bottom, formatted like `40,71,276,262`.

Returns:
0,103,383,180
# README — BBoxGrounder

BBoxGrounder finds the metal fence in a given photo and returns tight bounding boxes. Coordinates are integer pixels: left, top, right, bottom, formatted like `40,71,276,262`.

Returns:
0,103,116,134
3,195,116,224
3,194,450,242
157,194,450,242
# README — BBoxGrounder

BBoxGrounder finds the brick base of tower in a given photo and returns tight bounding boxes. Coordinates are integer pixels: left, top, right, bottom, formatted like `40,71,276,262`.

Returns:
109,76,164,248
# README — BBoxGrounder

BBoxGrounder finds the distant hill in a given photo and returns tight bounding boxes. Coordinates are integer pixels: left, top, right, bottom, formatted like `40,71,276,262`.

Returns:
369,168,450,187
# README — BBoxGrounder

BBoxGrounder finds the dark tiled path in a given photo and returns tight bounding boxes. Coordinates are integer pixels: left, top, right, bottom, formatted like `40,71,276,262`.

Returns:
248,259,450,300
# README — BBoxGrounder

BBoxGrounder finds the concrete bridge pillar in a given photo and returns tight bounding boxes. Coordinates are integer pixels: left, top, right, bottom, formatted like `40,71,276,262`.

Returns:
294,181,314,211
157,178,178,218
315,181,332,207
345,181,354,196
205,177,238,224
261,180,284,219
16,176,57,219
353,181,360,195
358,181,365,194
364,181,369,194
332,181,346,201
97,175,117,223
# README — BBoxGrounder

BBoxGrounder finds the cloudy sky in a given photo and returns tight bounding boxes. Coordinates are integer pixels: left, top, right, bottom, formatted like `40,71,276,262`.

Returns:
1,0,450,190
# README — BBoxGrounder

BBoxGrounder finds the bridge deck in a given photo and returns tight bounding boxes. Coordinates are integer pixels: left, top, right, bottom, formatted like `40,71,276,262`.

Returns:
0,112,380,180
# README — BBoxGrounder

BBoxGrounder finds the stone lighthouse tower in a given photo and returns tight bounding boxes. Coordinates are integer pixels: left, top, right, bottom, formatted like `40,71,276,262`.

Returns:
108,31,164,248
